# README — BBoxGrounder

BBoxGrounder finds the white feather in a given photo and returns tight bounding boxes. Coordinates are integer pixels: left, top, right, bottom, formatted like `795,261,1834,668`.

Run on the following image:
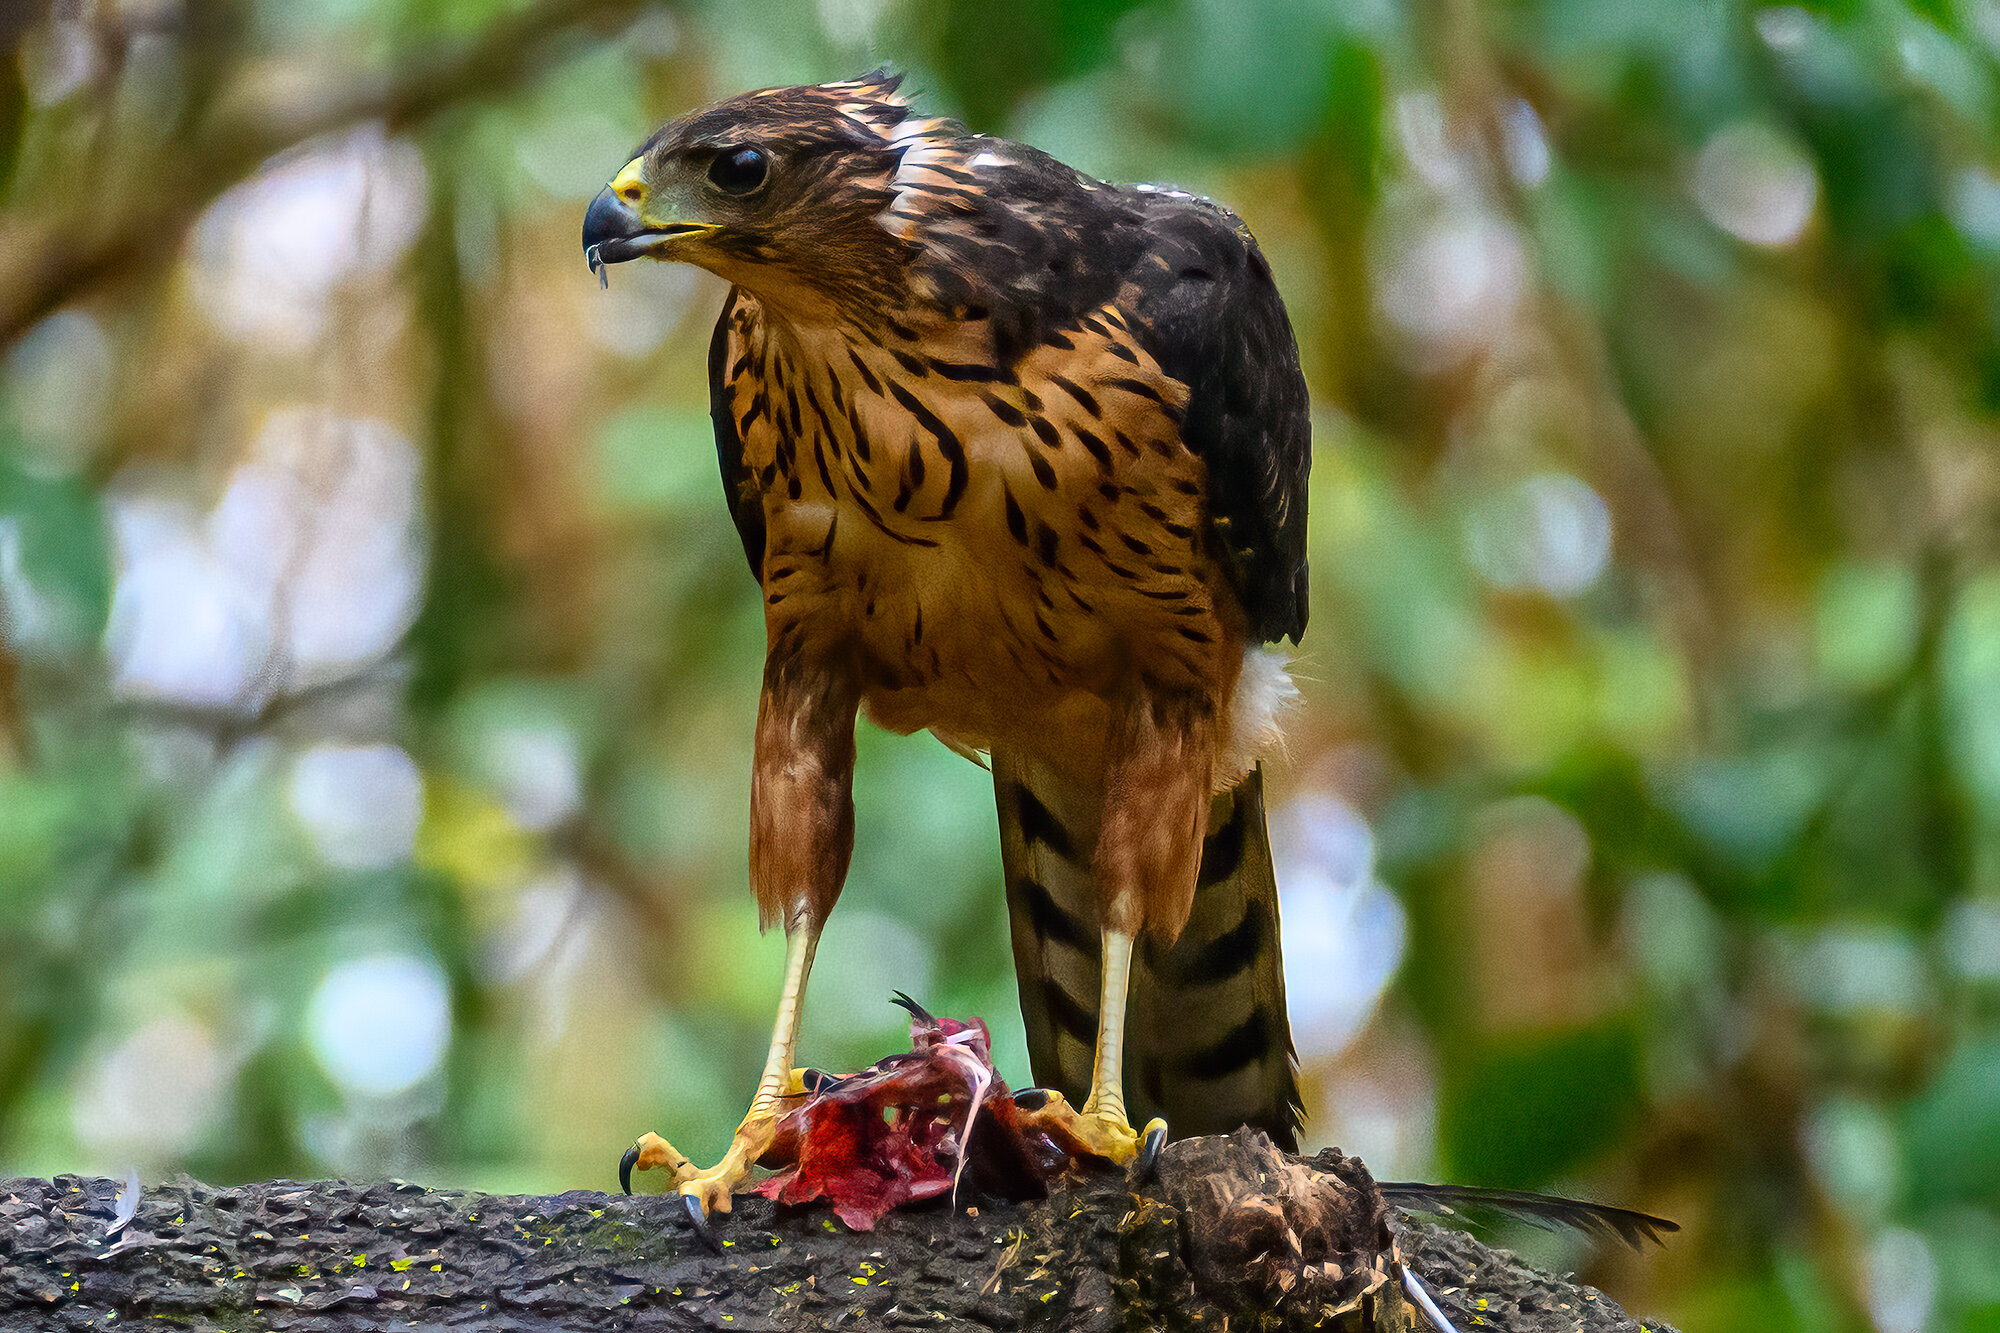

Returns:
1219,645,1299,787
1402,1266,1464,1333
881,129,957,240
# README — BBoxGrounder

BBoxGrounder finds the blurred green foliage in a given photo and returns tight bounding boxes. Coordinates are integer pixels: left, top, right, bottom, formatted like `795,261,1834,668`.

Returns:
3,0,1999,1330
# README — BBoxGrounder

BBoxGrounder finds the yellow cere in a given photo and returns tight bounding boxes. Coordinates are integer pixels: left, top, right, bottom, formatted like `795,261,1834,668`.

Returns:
611,159,646,202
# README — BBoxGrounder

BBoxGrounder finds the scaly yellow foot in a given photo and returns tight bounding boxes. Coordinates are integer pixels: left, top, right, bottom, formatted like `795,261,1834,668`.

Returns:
618,1109,783,1245
618,1130,695,1193
1014,1090,1166,1170
619,1066,836,1230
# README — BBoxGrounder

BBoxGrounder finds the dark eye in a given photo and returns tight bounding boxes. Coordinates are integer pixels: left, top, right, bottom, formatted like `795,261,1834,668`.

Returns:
707,146,769,195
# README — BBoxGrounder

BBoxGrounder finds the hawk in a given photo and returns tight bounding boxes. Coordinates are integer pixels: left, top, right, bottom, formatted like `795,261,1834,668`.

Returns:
585,72,1310,1224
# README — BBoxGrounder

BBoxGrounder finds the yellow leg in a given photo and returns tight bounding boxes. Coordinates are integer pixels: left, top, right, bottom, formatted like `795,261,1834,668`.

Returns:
623,923,820,1216
1018,928,1165,1165
1080,928,1135,1131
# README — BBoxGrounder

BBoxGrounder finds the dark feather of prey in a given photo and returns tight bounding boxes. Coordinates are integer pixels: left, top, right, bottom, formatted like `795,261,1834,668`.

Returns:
1380,1182,1680,1251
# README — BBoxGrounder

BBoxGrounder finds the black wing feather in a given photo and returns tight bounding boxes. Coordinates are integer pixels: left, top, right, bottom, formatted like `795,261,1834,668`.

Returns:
709,287,766,580
1381,1181,1681,1251
890,145,1308,641
1121,193,1311,645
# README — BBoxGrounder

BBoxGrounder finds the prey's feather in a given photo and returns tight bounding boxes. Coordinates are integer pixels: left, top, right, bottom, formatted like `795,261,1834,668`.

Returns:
1381,1181,1680,1251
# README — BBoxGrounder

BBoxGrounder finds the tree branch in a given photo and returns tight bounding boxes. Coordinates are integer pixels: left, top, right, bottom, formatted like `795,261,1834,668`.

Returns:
1,1134,1677,1332
0,0,648,349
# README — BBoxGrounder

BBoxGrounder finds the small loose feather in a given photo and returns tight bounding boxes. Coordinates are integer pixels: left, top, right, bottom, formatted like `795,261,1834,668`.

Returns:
105,1166,141,1242
1401,1265,1464,1333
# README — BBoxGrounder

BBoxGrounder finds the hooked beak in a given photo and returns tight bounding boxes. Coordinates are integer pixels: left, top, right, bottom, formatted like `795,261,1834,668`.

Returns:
582,159,718,282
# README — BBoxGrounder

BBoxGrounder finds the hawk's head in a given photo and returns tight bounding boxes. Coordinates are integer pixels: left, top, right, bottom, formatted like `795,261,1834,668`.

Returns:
583,71,941,315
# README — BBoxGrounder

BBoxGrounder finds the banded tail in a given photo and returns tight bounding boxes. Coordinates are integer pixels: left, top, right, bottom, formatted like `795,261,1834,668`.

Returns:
994,751,1303,1150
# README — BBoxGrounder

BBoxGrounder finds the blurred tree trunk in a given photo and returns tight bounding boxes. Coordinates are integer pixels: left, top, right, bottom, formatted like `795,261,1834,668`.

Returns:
0,641,24,769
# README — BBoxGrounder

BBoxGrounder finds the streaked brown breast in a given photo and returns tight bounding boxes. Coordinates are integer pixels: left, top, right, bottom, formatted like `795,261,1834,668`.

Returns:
720,292,1248,759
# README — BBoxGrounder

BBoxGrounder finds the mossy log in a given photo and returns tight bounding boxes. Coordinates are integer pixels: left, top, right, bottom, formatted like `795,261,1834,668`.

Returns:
0,1131,1675,1332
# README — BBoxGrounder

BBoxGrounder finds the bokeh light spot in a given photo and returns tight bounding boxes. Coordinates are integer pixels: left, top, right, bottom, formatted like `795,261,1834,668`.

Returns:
192,126,427,347
1693,122,1819,247
1377,210,1528,366
1464,473,1612,597
307,954,452,1098
1274,794,1407,1059
4,311,110,476
72,1016,225,1168
289,743,424,870
1866,1227,1937,1333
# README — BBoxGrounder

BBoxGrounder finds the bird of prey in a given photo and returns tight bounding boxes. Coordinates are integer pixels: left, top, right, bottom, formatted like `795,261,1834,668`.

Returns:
584,71,1311,1225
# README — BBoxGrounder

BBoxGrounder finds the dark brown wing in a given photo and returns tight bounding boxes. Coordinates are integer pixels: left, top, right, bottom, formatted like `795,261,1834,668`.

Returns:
1119,190,1311,646
883,136,1308,642
708,286,766,580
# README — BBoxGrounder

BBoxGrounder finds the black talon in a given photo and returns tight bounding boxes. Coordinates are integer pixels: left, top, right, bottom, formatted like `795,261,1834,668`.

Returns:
1132,1123,1168,1183
799,1067,843,1093
682,1192,720,1252
618,1144,640,1196
1011,1087,1054,1110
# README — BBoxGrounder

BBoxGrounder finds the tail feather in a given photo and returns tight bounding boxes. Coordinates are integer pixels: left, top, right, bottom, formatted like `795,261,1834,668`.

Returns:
995,752,1103,1106
1132,767,1302,1148
995,752,1302,1151
1380,1182,1680,1250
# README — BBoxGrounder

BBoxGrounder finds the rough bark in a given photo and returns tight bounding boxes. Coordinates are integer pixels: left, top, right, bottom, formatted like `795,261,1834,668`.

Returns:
0,1132,1677,1333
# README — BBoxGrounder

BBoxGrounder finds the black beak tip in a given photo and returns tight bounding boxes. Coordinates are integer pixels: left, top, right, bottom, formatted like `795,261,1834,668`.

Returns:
583,186,638,265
